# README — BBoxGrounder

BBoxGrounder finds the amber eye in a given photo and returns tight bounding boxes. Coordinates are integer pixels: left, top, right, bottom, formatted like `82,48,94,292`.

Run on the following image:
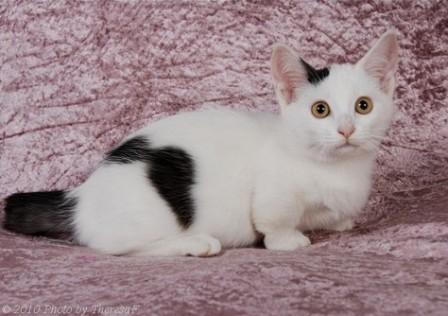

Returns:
355,97,373,115
311,101,331,118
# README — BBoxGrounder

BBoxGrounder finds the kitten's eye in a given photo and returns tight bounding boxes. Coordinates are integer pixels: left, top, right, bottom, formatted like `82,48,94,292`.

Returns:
311,101,331,118
355,97,373,115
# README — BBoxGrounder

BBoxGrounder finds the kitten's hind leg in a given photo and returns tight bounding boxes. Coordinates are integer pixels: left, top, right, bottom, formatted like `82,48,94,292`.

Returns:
132,233,222,257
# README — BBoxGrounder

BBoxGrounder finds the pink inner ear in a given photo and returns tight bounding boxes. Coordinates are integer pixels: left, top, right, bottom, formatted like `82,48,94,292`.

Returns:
271,45,307,105
360,32,399,94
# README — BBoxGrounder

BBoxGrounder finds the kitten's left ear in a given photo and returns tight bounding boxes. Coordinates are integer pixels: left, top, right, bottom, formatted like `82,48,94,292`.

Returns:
357,31,399,95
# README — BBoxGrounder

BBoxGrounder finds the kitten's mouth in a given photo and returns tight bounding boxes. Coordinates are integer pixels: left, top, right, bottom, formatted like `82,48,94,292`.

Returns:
335,142,359,150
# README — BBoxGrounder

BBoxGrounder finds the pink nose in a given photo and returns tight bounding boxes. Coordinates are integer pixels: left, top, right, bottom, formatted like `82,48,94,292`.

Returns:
338,127,355,139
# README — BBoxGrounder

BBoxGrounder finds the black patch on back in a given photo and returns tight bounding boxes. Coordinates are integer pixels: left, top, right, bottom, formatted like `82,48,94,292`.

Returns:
4,190,77,235
300,58,330,85
105,136,152,163
105,136,196,228
147,147,195,227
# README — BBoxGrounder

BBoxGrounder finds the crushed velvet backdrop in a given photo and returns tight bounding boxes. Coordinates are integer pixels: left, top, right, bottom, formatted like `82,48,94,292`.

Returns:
1,1,447,315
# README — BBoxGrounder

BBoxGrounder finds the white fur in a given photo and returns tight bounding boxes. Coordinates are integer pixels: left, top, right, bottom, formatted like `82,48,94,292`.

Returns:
71,31,399,256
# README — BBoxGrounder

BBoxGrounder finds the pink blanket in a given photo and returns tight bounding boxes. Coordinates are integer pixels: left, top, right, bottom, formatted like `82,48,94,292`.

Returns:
1,1,447,315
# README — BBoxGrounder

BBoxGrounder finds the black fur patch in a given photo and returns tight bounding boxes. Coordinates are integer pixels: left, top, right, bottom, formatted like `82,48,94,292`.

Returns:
105,136,152,163
147,147,195,228
300,58,330,85
3,191,77,235
106,136,196,228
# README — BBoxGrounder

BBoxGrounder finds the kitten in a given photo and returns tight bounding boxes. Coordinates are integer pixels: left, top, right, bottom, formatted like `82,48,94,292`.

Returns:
3,31,399,256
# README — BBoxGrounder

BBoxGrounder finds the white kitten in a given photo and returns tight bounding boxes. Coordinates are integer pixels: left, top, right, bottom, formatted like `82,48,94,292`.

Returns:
4,31,399,256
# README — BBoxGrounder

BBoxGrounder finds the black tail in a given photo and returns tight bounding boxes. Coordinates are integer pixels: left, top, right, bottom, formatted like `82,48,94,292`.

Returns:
3,191,77,236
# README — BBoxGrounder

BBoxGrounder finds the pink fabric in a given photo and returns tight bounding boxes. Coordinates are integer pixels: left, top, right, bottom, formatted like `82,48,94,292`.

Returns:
1,1,447,315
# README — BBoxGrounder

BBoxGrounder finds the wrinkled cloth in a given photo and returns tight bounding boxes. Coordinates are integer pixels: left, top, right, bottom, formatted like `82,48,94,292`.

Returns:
0,1,447,315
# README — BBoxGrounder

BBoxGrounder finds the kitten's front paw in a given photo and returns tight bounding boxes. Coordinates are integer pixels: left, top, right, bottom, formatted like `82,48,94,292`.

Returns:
264,230,311,251
331,218,355,232
185,234,222,257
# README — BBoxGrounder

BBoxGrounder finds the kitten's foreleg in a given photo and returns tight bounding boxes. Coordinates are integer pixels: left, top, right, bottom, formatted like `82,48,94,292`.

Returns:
253,189,310,251
328,217,355,232
263,229,311,251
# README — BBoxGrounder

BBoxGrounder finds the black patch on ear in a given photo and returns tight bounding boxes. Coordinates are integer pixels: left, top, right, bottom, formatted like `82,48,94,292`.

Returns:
105,135,195,228
300,58,330,85
105,136,152,163
4,191,77,235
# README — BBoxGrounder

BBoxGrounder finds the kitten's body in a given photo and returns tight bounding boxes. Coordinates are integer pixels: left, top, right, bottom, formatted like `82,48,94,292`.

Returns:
75,108,268,254
3,32,399,256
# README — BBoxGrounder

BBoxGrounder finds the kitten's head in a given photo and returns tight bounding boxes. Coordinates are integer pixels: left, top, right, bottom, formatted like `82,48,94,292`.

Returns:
272,31,399,161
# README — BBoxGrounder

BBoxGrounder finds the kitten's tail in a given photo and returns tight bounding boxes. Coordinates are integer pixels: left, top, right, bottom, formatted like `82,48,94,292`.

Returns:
3,191,77,236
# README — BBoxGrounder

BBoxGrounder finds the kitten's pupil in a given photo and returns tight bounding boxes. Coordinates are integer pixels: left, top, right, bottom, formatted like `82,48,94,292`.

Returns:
359,100,368,110
316,104,326,113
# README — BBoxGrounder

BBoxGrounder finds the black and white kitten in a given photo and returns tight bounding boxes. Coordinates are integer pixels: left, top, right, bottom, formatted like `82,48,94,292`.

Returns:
4,31,399,256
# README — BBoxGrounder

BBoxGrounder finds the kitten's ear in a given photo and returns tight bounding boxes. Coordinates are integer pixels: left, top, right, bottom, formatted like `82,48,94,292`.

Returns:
271,44,309,107
357,31,399,95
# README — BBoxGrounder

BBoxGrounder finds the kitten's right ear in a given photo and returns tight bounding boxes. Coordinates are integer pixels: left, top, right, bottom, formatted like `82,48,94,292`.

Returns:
271,44,308,107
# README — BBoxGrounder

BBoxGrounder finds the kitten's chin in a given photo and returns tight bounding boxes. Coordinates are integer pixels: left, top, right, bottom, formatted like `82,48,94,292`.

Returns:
333,143,377,159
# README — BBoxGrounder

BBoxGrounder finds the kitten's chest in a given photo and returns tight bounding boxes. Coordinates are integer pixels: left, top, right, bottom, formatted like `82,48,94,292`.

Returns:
299,162,372,217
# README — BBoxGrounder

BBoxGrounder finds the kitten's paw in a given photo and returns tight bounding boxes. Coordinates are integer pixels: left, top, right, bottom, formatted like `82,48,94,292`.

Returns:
264,230,311,251
330,218,354,232
184,234,222,257
132,234,222,257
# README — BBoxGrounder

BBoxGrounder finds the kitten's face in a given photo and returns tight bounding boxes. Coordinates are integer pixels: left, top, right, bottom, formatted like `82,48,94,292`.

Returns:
272,31,399,161
282,64,395,160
